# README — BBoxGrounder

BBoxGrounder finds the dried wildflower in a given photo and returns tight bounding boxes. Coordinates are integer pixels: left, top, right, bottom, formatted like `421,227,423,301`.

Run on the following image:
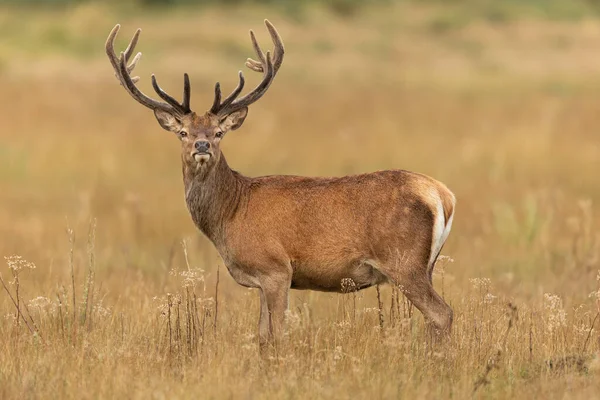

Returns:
544,293,567,334
93,299,111,319
284,309,302,332
333,345,343,362
169,265,206,289
201,297,215,307
437,255,454,264
484,293,497,304
470,278,495,306
179,268,205,288
433,255,454,275
4,313,17,321
335,320,351,329
470,277,491,291
592,270,600,312
241,343,254,351
28,296,51,309
5,255,36,279
341,278,357,293
152,295,170,317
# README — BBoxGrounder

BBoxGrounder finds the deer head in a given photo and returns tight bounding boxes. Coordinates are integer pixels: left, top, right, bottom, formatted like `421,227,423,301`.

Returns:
105,20,284,174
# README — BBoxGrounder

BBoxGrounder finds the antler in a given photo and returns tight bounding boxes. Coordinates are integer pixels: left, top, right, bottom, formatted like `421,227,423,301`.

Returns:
210,19,284,117
105,24,191,116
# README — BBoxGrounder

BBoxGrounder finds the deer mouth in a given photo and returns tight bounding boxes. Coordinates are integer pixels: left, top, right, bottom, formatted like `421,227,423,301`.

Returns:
192,152,211,164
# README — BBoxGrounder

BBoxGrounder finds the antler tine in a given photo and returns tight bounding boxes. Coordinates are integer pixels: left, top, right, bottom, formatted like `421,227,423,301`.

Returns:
126,52,142,83
123,28,141,61
182,73,191,112
211,20,284,117
106,26,143,86
105,24,192,116
105,25,125,79
211,82,223,115
248,30,266,67
222,52,273,114
210,72,246,114
116,50,170,112
220,72,246,109
264,19,285,74
245,20,284,74
151,74,191,114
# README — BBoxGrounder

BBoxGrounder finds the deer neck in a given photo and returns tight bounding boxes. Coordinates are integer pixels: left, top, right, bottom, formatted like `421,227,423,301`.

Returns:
182,154,246,245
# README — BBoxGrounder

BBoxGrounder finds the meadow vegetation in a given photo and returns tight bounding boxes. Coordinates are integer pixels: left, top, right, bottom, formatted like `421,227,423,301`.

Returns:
1,1,600,398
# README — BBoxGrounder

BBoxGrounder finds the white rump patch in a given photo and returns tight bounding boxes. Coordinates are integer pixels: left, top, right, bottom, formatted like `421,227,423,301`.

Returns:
428,189,455,268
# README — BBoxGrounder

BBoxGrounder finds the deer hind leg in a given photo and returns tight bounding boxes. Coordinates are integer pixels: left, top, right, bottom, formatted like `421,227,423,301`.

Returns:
379,255,453,335
401,276,453,335
412,190,454,331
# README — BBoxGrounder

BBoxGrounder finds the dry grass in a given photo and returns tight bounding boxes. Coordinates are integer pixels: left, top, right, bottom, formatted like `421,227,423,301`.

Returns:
1,2,600,399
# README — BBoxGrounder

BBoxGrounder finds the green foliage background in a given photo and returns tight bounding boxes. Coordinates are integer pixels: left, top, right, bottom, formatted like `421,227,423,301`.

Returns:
4,0,600,20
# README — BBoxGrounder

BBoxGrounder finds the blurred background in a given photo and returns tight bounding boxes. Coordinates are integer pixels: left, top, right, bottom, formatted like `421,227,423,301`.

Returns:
1,0,600,397
0,0,600,398
1,0,600,300
3,0,600,295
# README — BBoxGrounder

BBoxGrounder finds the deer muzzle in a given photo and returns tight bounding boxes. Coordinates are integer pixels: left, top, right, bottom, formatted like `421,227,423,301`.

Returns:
193,152,211,164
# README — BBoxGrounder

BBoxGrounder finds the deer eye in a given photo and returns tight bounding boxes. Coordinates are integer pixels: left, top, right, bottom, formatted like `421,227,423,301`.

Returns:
179,130,187,138
215,131,224,138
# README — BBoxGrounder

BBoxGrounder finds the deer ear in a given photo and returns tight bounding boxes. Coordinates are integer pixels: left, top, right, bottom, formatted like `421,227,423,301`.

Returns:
219,107,248,132
154,109,183,133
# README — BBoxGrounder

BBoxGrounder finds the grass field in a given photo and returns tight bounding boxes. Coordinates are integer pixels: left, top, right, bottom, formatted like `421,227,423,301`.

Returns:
1,2,600,398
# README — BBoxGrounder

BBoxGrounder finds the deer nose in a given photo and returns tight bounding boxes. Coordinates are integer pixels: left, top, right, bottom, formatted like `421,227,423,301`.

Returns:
194,141,210,152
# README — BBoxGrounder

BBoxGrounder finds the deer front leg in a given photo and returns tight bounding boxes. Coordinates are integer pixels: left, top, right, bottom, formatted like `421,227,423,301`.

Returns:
257,272,290,349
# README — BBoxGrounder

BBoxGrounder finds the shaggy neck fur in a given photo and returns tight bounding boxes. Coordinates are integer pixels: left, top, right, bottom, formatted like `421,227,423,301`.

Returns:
182,154,248,246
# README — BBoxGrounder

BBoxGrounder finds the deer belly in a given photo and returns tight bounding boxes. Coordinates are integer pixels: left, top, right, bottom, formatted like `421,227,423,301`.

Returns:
290,260,388,292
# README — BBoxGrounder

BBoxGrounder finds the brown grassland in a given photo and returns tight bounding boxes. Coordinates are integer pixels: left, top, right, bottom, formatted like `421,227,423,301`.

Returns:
1,2,600,399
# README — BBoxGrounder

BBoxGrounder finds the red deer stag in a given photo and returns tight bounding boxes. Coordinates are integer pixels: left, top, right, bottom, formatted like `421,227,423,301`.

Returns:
105,20,456,347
